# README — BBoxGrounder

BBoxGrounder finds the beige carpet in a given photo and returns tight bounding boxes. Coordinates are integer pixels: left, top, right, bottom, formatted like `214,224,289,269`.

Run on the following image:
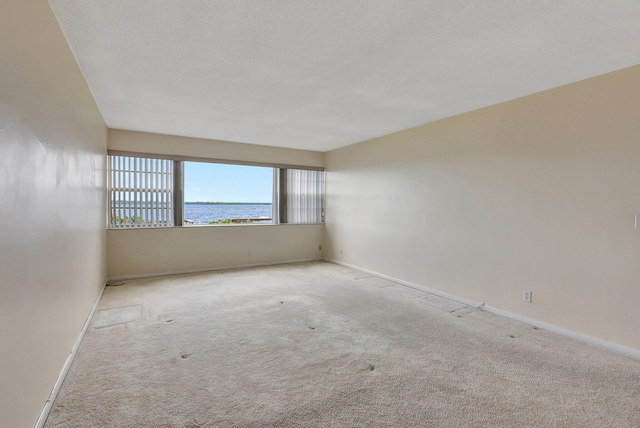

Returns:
46,261,640,427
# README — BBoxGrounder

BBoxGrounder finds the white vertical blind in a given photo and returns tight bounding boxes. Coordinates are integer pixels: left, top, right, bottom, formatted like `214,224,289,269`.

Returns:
108,155,174,228
285,169,323,224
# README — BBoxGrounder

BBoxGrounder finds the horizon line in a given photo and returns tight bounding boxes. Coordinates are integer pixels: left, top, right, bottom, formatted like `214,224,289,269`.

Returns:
185,201,272,205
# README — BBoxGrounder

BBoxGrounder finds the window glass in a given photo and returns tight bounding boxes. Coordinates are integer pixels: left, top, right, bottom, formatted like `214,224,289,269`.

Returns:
183,162,273,225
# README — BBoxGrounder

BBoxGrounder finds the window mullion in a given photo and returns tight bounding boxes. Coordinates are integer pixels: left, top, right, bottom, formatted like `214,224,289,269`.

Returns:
173,160,183,227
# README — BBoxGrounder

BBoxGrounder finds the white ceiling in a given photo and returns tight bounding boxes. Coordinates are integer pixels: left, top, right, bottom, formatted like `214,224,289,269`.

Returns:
49,1,640,152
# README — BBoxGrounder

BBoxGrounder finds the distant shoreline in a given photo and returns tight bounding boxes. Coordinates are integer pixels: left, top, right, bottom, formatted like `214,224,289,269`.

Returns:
184,202,271,205
111,202,271,206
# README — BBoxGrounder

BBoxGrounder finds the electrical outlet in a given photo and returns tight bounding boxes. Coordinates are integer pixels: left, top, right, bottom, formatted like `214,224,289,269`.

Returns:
523,290,532,303
340,249,343,256
247,249,252,257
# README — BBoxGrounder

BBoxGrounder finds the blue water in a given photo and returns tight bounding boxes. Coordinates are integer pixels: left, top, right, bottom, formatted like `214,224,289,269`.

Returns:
184,204,272,224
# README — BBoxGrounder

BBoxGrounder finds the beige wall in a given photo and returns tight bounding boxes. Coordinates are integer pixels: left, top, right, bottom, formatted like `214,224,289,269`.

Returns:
108,225,323,278
325,65,640,351
0,1,107,427
109,129,324,168
107,129,324,278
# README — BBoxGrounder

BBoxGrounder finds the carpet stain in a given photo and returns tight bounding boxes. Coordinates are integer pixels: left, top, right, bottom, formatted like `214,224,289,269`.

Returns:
508,335,516,339
93,305,142,329
368,364,375,371
309,326,316,330
181,354,189,359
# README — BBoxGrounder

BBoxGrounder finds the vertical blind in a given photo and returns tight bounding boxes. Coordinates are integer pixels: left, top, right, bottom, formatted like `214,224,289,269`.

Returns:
283,169,323,224
108,155,174,228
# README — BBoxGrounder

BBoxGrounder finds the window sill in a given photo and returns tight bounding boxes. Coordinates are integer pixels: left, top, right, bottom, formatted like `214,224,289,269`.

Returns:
108,223,323,230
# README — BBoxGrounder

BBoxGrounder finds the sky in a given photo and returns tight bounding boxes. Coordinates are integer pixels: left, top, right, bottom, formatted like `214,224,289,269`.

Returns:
184,162,273,203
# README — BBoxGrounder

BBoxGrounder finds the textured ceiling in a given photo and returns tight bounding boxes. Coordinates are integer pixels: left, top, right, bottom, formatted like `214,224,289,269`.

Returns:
49,1,640,151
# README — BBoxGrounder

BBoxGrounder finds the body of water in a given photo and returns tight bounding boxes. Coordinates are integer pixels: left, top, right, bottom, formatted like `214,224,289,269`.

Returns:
184,203,272,224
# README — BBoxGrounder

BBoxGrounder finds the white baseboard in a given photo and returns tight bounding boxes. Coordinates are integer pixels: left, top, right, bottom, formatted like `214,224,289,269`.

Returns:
34,280,107,428
481,305,640,360
324,258,640,361
107,257,322,281
325,258,484,308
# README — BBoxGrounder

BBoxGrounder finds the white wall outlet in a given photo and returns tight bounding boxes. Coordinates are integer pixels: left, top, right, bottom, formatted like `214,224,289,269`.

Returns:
247,249,252,257
523,290,532,303
340,249,344,256
635,214,639,229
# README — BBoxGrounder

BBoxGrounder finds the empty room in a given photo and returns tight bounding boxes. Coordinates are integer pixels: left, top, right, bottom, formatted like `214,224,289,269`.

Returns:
1,0,640,427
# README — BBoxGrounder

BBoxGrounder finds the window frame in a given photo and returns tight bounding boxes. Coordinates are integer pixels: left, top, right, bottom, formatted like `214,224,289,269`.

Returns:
107,150,324,229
